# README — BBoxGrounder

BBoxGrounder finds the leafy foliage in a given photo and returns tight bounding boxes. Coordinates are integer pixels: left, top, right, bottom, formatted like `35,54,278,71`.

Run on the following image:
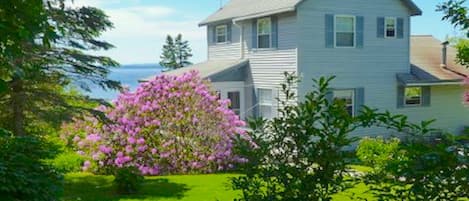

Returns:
232,73,366,201
0,129,64,201
159,34,193,69
62,71,252,176
356,137,400,173
0,0,120,136
114,167,145,194
50,151,85,174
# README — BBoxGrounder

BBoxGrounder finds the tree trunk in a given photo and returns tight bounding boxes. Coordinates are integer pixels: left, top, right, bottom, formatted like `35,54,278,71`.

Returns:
10,77,26,136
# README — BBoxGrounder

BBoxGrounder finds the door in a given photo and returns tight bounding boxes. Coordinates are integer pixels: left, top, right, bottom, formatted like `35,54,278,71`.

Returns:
213,82,245,119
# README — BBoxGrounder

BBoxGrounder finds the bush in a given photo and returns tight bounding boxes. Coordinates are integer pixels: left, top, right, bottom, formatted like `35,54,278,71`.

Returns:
51,151,85,173
114,167,144,194
232,74,364,201
356,137,400,172
62,71,252,177
0,129,63,201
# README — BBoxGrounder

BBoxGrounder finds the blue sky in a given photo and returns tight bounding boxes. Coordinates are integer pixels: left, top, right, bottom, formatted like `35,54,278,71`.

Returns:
72,0,463,65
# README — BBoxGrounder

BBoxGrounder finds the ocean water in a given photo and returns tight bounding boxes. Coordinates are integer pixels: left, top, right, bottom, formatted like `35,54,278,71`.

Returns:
82,64,163,101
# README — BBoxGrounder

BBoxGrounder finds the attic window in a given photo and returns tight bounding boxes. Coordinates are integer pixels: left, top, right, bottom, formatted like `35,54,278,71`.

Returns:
216,25,228,43
385,17,396,38
257,17,272,48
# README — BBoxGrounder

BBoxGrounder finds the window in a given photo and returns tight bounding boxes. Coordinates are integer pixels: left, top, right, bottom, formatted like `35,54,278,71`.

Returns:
385,17,396,38
216,25,228,43
335,16,355,47
258,89,273,118
404,87,422,106
228,91,241,116
257,18,271,48
333,89,355,116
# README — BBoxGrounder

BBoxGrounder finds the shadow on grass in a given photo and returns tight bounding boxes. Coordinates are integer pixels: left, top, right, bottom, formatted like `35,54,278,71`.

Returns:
64,174,190,201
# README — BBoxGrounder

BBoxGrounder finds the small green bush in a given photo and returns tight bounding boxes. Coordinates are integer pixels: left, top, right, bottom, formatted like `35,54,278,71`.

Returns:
114,167,144,194
0,129,63,201
51,151,85,173
356,137,400,172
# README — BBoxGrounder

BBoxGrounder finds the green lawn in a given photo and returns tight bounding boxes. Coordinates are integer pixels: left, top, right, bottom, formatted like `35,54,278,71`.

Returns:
64,173,241,201
64,171,376,201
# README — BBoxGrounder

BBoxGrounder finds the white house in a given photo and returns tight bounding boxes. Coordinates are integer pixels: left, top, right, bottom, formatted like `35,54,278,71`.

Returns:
144,0,469,134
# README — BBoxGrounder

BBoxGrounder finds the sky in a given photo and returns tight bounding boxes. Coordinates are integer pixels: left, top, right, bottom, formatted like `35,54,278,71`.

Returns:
70,0,463,65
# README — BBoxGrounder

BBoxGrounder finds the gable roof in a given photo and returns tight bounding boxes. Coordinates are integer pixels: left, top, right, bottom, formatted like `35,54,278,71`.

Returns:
140,59,248,82
398,35,468,86
200,0,422,26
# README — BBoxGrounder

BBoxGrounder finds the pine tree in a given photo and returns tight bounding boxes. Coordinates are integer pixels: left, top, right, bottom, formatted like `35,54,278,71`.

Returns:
174,34,193,68
159,35,177,69
159,34,192,69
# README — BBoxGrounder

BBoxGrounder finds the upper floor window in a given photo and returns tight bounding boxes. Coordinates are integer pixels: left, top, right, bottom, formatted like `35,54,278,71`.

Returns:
335,16,355,47
385,17,396,38
404,87,422,106
257,18,272,48
333,89,355,116
216,25,228,43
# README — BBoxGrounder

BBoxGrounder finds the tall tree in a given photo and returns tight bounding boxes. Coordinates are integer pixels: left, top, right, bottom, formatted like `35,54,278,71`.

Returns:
0,0,120,136
159,35,177,69
159,34,192,69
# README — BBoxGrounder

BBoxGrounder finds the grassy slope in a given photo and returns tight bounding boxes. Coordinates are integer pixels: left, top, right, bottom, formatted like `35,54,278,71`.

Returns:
64,173,241,201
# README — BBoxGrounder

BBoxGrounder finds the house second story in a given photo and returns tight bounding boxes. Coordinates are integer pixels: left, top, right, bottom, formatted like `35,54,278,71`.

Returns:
200,0,421,68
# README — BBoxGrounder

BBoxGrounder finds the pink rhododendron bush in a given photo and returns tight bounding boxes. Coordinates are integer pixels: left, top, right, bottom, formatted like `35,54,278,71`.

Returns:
61,71,251,175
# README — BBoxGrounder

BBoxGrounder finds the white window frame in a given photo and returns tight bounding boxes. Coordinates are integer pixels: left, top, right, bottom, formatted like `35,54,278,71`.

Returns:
384,17,397,38
404,87,422,107
333,89,355,117
215,25,228,44
258,88,274,119
334,15,356,48
257,17,272,49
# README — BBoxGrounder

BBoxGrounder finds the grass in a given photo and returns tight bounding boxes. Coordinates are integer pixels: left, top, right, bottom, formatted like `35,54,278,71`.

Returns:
64,173,241,201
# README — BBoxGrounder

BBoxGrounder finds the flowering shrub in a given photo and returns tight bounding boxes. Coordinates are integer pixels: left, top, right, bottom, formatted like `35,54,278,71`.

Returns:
62,71,251,175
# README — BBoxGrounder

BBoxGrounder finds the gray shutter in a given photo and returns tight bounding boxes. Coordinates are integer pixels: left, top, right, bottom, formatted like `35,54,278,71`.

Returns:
252,19,258,49
377,17,385,38
326,89,334,103
422,86,431,106
397,85,405,108
271,16,278,48
397,18,404,39
325,14,334,48
212,26,217,43
356,16,364,48
227,23,232,42
272,88,279,118
354,88,365,115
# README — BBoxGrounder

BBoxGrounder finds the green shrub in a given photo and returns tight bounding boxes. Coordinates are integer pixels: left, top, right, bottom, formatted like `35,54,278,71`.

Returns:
0,129,63,201
356,137,400,172
51,151,85,173
114,167,144,194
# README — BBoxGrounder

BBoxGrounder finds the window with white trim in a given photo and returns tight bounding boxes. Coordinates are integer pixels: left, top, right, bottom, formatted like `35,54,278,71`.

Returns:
404,87,422,106
385,17,396,38
216,25,228,43
257,18,272,49
258,88,273,119
333,89,355,116
335,16,355,47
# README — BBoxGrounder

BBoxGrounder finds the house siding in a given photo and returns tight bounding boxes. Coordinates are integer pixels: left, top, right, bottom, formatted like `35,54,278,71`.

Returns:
398,85,469,134
243,12,298,106
297,0,415,135
207,23,241,60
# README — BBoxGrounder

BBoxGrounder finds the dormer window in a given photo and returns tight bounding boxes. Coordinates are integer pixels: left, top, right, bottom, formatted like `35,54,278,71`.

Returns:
385,17,396,38
257,17,272,48
216,25,228,43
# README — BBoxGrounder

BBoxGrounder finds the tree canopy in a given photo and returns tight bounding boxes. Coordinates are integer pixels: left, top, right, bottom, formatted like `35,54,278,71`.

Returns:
0,0,120,136
159,34,193,70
